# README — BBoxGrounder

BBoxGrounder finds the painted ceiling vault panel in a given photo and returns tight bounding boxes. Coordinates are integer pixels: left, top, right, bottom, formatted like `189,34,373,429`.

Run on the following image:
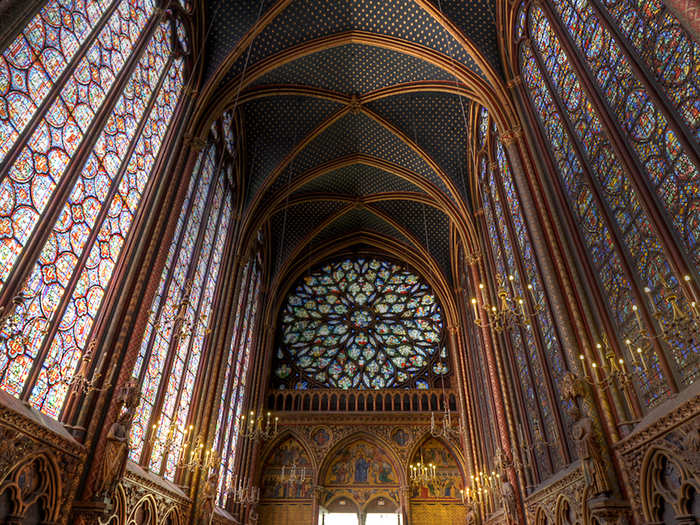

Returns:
366,92,471,203
251,44,458,94
243,95,344,202
218,0,486,87
293,164,426,197
265,112,453,202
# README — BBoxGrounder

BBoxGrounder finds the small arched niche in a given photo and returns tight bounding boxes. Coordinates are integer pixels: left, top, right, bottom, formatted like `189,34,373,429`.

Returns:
258,434,314,525
409,437,465,525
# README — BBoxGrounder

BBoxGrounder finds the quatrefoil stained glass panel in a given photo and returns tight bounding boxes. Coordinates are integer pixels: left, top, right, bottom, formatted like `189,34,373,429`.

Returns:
274,258,446,390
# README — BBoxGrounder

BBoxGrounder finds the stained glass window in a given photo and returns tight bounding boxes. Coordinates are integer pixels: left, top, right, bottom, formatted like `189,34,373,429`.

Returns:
478,146,560,477
0,2,187,417
545,0,700,270
517,1,699,406
215,260,262,506
130,139,235,481
273,257,446,390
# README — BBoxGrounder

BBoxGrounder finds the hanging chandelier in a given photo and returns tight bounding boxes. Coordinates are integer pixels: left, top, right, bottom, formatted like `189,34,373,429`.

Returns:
280,460,310,484
239,410,279,442
410,452,437,485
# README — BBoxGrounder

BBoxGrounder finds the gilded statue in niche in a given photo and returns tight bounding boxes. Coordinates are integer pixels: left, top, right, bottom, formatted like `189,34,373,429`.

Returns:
94,378,140,500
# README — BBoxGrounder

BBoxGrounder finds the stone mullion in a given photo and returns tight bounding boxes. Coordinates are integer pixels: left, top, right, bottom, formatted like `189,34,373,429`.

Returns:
233,267,264,522
491,149,571,465
75,91,200,501
156,155,228,478
509,72,632,439
142,145,222,470
0,13,162,308
504,120,643,427
21,54,176,402
481,181,555,476
0,0,126,177
526,37,680,395
512,68,650,513
62,61,192,431
135,143,208,465
469,260,526,524
135,144,209,393
539,0,699,287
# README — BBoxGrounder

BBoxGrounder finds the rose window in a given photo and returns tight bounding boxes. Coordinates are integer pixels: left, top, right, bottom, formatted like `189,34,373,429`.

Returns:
273,258,447,389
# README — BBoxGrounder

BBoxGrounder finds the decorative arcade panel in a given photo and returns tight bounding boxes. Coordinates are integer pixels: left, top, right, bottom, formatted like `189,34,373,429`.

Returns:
409,438,465,525
0,0,189,419
272,257,448,390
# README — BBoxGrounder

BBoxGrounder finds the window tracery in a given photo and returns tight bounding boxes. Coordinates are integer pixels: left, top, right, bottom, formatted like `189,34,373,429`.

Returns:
273,257,447,390
214,258,261,506
516,0,699,407
476,109,574,478
129,136,234,480
0,0,188,418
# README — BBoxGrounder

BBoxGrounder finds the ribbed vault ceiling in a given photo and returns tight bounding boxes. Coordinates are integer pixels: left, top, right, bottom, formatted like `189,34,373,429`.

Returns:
197,0,505,287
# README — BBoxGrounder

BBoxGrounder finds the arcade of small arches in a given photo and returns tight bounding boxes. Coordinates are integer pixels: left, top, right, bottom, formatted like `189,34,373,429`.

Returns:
0,1,697,525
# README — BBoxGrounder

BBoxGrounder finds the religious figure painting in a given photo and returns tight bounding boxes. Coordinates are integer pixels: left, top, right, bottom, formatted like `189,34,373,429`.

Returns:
324,439,398,487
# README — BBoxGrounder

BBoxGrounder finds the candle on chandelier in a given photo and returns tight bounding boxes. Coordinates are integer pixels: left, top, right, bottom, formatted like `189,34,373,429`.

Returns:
471,297,478,318
643,287,657,314
637,348,648,372
579,354,589,379
632,304,644,331
625,339,637,364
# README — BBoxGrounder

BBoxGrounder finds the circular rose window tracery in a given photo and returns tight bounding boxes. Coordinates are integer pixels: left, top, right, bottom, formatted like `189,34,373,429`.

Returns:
273,257,447,389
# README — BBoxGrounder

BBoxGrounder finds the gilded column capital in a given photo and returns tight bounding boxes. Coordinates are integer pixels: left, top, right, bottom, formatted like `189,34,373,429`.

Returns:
500,127,523,146
184,134,208,152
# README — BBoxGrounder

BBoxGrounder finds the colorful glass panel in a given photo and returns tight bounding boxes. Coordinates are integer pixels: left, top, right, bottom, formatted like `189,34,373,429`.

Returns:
547,0,700,270
0,21,172,404
0,0,113,162
478,107,488,149
0,0,155,291
520,41,669,405
485,160,563,472
528,6,697,390
130,146,217,461
28,58,184,417
217,264,261,504
597,0,699,139
273,258,445,390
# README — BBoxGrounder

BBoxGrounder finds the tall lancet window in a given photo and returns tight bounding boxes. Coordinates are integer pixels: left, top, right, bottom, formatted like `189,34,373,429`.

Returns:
129,129,234,480
516,0,699,407
476,108,573,480
0,0,189,418
214,256,262,506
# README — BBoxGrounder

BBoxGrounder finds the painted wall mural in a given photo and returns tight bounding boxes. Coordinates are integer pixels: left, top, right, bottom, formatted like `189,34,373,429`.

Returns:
410,438,463,500
260,436,314,500
323,439,399,487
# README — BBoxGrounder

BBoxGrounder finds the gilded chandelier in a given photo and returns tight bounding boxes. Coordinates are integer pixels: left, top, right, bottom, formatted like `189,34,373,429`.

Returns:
470,274,543,332
409,455,436,486
239,410,279,442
